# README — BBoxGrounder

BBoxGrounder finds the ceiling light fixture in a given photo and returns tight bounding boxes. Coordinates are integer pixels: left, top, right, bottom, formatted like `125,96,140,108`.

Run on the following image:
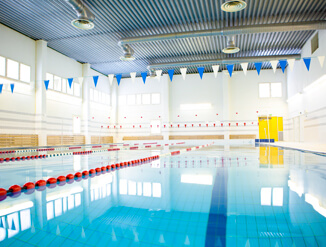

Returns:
222,36,240,54
221,0,247,12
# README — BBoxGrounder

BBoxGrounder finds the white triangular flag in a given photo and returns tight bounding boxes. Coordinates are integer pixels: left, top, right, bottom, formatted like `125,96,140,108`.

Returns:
78,77,84,84
287,59,295,71
270,60,278,73
180,68,187,80
241,63,248,75
156,70,162,80
108,74,114,86
212,65,219,78
130,72,136,83
318,56,325,68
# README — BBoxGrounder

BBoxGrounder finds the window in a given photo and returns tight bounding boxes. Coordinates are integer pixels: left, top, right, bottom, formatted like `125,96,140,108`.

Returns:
98,91,102,102
90,88,94,100
67,80,74,95
142,94,150,104
46,73,54,89
259,82,282,98
20,64,30,82
74,83,80,97
93,89,98,100
7,59,19,80
0,56,5,76
136,94,142,104
151,93,160,104
127,94,136,105
62,79,67,93
271,83,282,97
119,95,126,106
106,94,110,105
54,76,62,91
259,83,270,98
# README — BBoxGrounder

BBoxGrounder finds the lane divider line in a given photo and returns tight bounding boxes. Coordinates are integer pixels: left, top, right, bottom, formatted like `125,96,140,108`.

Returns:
0,143,213,202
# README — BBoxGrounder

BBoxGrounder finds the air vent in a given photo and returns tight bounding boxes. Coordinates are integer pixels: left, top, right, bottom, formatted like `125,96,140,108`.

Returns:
222,36,240,54
311,32,319,54
221,0,247,12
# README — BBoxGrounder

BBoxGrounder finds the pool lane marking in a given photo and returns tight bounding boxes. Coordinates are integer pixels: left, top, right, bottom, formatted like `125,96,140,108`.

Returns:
0,142,213,202
205,166,228,247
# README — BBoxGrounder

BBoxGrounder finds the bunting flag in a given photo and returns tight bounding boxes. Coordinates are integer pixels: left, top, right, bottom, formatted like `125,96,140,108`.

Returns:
240,63,248,75
279,60,287,73
0,84,2,94
116,74,122,86
212,65,219,78
254,62,262,75
180,68,187,80
10,84,14,93
318,56,325,68
270,60,278,73
130,72,136,83
78,77,84,84
93,75,99,87
168,69,174,82
287,59,295,71
68,78,73,88
141,72,147,84
108,74,114,86
303,57,311,71
197,67,205,79
226,64,234,77
44,80,49,90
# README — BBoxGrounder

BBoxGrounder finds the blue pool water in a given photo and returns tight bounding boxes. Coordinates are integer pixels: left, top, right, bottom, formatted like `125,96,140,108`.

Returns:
0,145,326,246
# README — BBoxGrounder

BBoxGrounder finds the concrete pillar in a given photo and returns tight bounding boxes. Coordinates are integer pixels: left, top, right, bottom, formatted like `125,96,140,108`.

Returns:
111,78,118,142
82,63,91,144
35,40,47,146
222,74,231,142
161,75,170,141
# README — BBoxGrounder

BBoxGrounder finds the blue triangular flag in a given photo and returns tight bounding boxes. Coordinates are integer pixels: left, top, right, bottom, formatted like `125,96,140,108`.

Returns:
227,64,234,77
0,84,3,94
168,69,174,82
10,84,14,93
303,58,311,71
197,67,205,79
11,218,16,230
44,80,49,90
116,74,122,86
0,217,3,228
141,72,147,84
93,76,99,87
68,78,73,88
279,60,287,73
254,62,262,75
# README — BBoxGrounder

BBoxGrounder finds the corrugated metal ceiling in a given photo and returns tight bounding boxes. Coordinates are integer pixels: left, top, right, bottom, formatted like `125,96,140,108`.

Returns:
0,0,325,77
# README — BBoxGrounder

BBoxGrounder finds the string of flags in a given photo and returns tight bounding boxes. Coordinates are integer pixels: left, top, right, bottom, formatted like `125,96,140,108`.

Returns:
1,56,324,94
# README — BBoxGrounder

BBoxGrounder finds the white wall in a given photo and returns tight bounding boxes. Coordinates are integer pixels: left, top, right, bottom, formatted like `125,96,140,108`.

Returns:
287,30,326,143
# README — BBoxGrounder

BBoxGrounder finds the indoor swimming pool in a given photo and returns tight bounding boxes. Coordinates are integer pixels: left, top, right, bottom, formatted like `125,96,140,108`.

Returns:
0,145,326,246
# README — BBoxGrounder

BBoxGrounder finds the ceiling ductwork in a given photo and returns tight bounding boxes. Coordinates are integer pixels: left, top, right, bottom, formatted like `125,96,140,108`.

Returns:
221,0,247,12
119,44,135,61
147,55,300,70
118,21,326,46
222,36,240,54
64,0,95,30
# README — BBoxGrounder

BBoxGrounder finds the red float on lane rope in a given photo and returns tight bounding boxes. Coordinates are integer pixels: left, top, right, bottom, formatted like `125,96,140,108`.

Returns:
36,180,46,187
57,176,66,182
9,185,22,194
47,178,57,184
23,182,35,190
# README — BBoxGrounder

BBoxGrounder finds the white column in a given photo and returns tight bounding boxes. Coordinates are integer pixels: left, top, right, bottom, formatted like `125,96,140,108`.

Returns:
35,40,47,146
161,75,170,141
222,74,231,142
82,64,91,144
111,78,119,142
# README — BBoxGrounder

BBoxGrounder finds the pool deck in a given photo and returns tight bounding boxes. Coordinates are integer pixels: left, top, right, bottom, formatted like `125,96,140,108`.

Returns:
266,141,326,154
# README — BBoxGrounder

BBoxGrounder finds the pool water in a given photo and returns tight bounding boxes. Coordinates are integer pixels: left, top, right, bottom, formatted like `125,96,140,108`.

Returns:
0,145,326,246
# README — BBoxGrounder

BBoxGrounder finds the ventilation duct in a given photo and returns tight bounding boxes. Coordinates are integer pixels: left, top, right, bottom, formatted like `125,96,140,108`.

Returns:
221,0,247,12
64,0,95,30
222,36,240,54
119,44,135,61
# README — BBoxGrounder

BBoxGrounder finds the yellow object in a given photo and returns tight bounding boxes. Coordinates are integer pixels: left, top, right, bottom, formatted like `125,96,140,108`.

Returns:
258,116,283,141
